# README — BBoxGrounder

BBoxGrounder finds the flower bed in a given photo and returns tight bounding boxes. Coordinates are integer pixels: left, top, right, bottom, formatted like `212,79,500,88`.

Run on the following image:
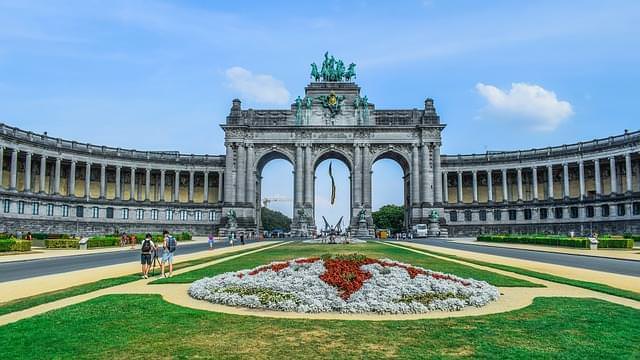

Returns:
188,253,499,314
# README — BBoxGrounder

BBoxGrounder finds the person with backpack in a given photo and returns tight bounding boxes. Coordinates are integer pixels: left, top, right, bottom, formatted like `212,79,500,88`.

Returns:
161,230,177,278
140,233,156,279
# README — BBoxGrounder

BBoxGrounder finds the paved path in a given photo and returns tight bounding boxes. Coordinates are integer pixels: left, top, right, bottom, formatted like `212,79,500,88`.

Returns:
400,239,640,277
0,240,259,283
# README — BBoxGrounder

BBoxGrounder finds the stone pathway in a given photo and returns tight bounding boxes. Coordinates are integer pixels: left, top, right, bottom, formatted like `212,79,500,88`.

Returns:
0,240,638,326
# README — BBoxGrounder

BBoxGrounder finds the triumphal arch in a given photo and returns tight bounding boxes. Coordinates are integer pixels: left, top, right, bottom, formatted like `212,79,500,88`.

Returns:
221,53,445,236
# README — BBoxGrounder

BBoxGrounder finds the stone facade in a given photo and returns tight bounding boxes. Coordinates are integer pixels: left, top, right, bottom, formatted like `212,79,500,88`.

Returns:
1,74,639,237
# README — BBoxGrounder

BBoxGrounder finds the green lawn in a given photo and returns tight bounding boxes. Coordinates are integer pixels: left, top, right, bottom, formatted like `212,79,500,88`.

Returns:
392,242,640,302
1,294,638,359
0,244,275,317
152,241,539,287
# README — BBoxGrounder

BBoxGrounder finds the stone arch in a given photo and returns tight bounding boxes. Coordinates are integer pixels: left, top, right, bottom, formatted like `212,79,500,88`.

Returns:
313,147,354,172
370,148,411,175
255,147,295,175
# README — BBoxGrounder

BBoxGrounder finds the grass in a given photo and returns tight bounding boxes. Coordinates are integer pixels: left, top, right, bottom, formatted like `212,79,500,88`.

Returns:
0,294,638,359
393,242,640,302
151,241,540,287
0,244,274,317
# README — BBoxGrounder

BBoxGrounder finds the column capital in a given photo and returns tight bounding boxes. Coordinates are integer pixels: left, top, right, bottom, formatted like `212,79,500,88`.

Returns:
160,168,166,174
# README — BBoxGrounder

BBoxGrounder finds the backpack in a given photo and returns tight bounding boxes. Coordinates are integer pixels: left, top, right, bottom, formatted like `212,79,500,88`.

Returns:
141,239,151,253
167,236,176,253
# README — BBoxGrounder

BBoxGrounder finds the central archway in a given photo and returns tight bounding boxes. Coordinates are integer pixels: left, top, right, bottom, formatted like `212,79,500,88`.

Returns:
313,149,353,235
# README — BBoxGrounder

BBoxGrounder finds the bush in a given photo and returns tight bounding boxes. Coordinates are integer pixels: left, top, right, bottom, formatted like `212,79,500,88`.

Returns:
477,235,590,248
0,239,31,252
175,232,192,241
31,233,72,240
597,238,634,249
44,239,79,249
87,236,119,248
0,234,15,240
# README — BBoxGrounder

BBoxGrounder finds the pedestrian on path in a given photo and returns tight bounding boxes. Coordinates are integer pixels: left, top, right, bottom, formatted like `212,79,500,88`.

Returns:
130,234,137,249
161,230,177,278
140,233,156,279
208,234,214,250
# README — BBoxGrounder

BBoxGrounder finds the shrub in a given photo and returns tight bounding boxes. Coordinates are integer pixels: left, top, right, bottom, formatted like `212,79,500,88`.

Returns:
45,239,79,249
0,239,31,252
597,238,634,249
175,232,192,241
87,236,119,248
0,233,15,240
477,235,590,248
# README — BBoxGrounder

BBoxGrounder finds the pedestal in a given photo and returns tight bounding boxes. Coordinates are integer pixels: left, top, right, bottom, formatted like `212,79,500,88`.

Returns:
427,218,440,237
356,219,372,238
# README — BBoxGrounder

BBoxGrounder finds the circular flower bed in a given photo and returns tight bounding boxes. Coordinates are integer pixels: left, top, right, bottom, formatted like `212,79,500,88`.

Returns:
188,254,500,314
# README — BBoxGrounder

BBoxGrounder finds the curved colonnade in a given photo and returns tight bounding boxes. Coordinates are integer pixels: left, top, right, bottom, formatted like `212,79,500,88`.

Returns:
0,123,225,235
1,121,639,236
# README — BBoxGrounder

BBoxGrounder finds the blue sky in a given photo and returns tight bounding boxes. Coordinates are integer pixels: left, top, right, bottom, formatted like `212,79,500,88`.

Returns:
1,0,638,224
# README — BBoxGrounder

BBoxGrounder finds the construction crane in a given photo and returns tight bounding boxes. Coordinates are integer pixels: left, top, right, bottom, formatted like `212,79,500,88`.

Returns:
262,196,292,208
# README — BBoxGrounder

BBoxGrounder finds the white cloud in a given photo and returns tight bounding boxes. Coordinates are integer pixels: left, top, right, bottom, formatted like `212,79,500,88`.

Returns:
225,66,290,105
475,82,573,131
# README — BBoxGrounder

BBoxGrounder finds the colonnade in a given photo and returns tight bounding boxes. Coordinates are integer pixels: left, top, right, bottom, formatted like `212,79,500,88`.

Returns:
442,152,639,204
0,146,224,204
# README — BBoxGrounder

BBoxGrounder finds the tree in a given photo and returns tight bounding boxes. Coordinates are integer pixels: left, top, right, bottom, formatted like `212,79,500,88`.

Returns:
260,207,292,232
372,205,405,234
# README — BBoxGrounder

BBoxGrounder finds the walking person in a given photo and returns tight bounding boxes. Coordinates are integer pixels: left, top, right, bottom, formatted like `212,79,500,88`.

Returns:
208,233,215,250
130,234,137,249
161,230,177,278
240,233,245,245
140,233,156,279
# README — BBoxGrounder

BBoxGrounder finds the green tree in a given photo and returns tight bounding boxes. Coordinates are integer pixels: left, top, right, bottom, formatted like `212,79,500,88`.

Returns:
260,207,292,232
372,205,405,234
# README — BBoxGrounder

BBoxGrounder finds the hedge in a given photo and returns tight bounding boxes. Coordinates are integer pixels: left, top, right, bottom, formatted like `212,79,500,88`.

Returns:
45,239,79,249
87,237,120,248
477,235,634,249
32,233,72,240
0,240,32,252
477,235,590,248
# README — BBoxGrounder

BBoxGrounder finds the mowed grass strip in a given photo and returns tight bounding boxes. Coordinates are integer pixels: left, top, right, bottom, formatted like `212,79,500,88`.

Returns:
152,241,539,287
393,243,640,302
0,294,638,359
0,244,272,317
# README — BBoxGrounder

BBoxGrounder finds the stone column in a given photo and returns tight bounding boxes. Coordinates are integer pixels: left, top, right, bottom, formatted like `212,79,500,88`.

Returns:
295,145,305,208
502,168,509,202
578,161,585,199
594,159,601,195
115,166,121,200
203,171,209,203
159,169,165,201
39,155,47,194
174,170,180,202
218,171,223,202
9,148,18,190
562,163,569,198
516,168,523,201
547,165,554,199
433,145,442,204
54,157,61,195
609,156,617,194
487,169,493,202
246,144,256,207
532,166,538,200
362,144,372,207
236,144,246,204
442,171,449,203
24,152,32,192
130,167,136,201
625,152,632,193
100,163,106,199
145,168,151,201
84,162,91,199
411,145,420,205
420,144,430,204
188,170,195,202
0,146,3,189
353,145,362,207
224,143,235,204
68,160,76,197
472,170,478,203
457,171,463,203
304,145,313,205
